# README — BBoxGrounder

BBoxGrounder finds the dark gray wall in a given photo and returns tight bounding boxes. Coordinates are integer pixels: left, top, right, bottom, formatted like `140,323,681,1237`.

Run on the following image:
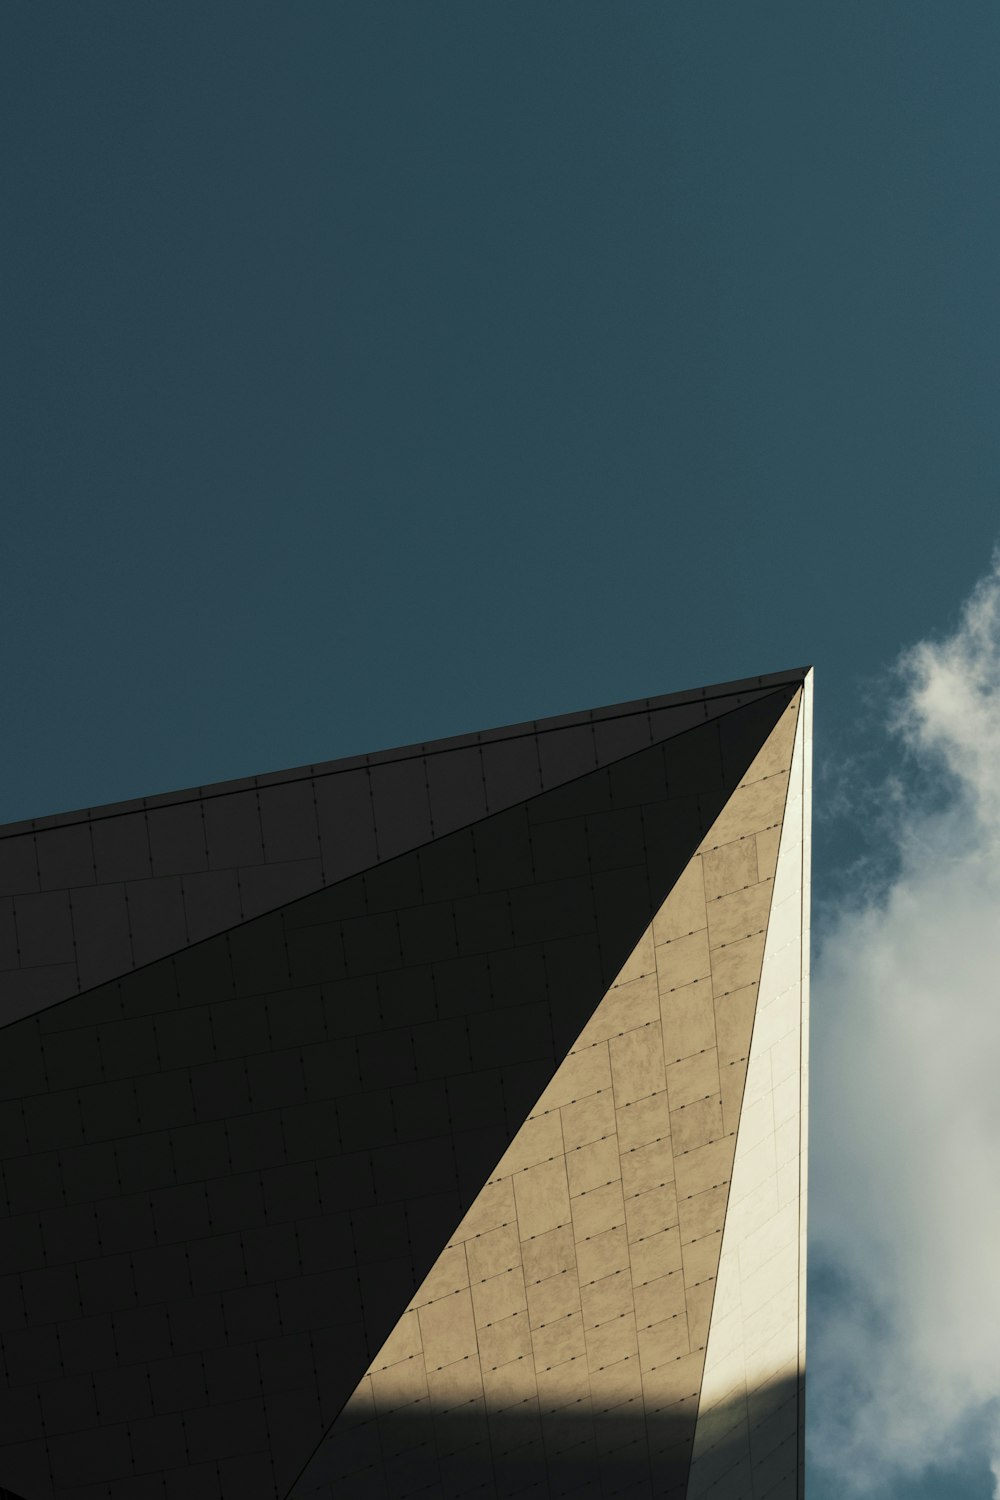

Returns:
0,680,800,1499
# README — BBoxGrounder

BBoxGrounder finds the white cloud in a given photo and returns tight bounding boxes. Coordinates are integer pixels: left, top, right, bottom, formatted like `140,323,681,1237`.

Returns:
809,555,1000,1492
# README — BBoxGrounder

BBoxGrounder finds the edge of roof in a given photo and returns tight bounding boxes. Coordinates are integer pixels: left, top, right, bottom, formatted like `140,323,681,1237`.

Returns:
3,666,811,837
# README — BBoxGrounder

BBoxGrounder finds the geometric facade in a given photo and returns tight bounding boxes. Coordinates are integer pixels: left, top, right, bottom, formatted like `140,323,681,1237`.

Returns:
0,668,810,1498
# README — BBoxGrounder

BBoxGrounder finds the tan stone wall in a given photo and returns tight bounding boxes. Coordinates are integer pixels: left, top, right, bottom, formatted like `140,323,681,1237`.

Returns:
324,690,804,1492
688,671,811,1499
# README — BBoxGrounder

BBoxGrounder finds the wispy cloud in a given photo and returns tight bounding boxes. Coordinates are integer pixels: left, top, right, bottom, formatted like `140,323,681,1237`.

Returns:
809,555,1000,1492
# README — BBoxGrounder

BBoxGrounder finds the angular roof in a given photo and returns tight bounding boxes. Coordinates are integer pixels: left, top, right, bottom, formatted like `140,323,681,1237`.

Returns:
0,669,810,1499
0,668,807,1025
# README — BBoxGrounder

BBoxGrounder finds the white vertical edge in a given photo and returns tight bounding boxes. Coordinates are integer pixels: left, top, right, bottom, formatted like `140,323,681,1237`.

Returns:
797,668,812,1497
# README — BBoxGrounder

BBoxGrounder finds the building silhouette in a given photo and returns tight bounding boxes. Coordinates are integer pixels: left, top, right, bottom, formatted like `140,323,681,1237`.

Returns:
0,668,811,1499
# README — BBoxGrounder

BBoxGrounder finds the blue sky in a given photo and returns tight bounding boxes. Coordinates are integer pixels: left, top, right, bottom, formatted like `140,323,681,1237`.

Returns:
3,6,999,1494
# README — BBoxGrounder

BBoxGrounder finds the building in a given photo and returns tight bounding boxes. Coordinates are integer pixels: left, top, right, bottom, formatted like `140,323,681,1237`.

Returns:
0,667,811,1499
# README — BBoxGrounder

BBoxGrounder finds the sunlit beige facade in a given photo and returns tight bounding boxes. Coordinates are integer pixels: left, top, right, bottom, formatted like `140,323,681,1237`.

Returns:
322,678,812,1499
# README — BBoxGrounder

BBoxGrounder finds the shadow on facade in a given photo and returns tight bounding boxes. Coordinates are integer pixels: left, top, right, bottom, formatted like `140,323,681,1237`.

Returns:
291,1371,803,1499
